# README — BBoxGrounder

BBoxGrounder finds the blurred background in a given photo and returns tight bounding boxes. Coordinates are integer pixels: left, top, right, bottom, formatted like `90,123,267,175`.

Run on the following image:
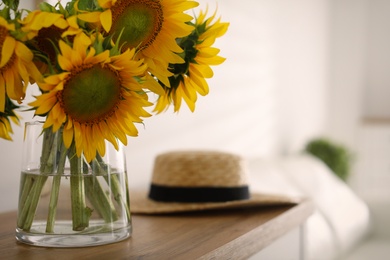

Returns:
1,0,389,258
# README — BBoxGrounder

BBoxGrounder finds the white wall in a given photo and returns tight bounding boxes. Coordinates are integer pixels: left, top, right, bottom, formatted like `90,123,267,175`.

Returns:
326,0,368,150
0,0,330,212
364,0,390,118
344,0,390,199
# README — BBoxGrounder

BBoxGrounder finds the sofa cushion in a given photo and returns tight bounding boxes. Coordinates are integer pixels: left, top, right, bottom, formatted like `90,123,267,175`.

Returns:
247,154,371,259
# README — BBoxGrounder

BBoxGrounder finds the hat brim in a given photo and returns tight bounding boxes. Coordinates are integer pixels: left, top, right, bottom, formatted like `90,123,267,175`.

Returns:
129,189,301,214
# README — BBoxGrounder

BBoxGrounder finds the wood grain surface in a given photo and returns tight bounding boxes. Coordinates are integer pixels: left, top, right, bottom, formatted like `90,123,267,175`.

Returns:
0,200,313,260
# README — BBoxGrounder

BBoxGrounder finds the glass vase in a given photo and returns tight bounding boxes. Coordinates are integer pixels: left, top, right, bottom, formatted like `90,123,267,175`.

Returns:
15,121,132,247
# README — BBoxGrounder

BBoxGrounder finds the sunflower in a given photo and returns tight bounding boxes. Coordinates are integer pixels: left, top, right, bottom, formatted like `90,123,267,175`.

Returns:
154,9,229,113
0,16,41,113
0,114,17,140
29,32,152,162
0,97,20,141
77,0,198,88
21,10,82,74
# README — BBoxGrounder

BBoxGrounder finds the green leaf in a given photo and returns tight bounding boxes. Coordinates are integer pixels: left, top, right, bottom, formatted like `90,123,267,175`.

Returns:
39,2,56,12
77,0,98,11
2,0,19,10
0,7,10,20
305,138,352,181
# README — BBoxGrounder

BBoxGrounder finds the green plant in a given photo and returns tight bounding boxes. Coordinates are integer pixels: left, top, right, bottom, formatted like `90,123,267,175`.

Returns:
305,138,352,181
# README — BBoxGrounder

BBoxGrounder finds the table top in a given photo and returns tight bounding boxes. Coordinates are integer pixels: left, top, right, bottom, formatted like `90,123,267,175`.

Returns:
0,200,313,260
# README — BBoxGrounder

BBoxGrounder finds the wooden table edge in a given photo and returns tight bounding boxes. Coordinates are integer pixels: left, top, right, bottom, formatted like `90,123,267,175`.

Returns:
199,198,314,259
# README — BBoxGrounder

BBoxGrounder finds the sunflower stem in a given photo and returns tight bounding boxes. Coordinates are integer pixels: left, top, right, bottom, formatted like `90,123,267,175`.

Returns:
84,166,119,223
17,175,48,230
17,129,56,231
87,158,119,222
69,146,91,231
17,173,34,215
108,173,131,221
95,155,131,221
45,138,68,233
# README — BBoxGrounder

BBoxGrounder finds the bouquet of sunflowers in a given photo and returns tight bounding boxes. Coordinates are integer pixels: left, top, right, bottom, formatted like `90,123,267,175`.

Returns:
0,0,227,240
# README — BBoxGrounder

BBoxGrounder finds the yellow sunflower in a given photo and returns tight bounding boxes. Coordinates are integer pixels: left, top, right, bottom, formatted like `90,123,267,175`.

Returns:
0,97,20,141
77,0,199,88
0,114,17,140
0,16,41,113
154,9,229,113
21,10,82,74
29,32,152,162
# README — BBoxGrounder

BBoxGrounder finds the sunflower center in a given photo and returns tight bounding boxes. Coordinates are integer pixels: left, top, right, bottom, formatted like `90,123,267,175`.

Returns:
36,26,65,65
110,0,163,51
60,65,122,124
0,26,7,49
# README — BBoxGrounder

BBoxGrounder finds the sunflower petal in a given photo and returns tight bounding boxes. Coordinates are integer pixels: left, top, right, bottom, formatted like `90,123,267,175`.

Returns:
100,10,112,32
63,124,74,148
0,76,5,112
1,36,15,68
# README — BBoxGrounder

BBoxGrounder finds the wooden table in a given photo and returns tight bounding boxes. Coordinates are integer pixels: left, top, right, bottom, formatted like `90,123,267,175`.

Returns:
0,200,313,260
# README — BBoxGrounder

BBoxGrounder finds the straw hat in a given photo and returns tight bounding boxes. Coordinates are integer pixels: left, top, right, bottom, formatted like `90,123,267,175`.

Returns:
130,150,299,214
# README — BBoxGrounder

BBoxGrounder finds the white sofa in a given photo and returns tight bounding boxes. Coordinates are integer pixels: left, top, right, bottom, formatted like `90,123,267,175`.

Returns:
246,154,371,260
